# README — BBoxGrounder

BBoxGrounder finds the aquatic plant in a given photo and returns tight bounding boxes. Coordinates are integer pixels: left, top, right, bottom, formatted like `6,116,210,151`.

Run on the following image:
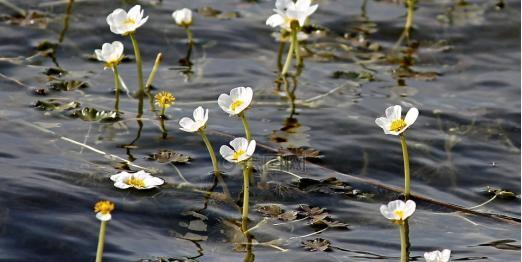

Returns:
94,200,114,262
266,0,318,76
107,5,149,95
178,106,221,176
424,249,451,262
375,105,419,199
154,91,175,118
172,8,194,44
218,86,254,140
95,41,124,113
381,199,416,262
220,137,257,233
110,170,164,189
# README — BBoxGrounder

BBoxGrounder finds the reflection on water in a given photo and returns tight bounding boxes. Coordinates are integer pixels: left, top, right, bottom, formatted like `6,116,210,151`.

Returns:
0,0,519,261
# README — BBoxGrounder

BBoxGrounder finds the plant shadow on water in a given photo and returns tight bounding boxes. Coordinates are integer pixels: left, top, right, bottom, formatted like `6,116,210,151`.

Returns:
0,0,519,261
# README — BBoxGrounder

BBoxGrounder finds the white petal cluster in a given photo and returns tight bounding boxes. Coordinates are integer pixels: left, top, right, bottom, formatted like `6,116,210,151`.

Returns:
172,8,193,27
95,41,124,68
179,106,209,133
218,87,253,116
220,137,256,163
266,0,318,30
107,5,148,35
424,249,451,262
110,170,164,190
375,105,419,135
380,200,416,221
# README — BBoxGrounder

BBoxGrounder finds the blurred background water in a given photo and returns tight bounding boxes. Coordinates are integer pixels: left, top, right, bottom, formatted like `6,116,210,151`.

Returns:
0,0,519,261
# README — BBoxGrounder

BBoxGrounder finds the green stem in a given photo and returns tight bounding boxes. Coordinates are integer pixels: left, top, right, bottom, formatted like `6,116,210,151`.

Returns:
199,130,220,175
399,222,409,262
400,134,411,199
129,33,145,95
185,27,194,46
95,220,108,262
112,66,121,114
404,0,415,38
160,105,166,117
241,160,253,233
145,53,162,89
239,112,252,141
281,29,296,76
292,28,301,67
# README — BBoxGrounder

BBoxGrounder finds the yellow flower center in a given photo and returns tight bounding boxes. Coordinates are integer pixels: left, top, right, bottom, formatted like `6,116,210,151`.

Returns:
232,150,246,160
125,176,146,188
230,100,244,112
393,210,405,220
94,200,115,215
389,119,407,132
155,91,176,108
124,18,136,26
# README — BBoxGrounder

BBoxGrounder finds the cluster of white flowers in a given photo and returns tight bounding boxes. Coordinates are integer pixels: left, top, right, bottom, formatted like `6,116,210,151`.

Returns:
95,4,453,261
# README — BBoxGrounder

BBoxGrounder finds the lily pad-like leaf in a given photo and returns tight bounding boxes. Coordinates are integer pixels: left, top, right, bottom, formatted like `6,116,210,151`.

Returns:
332,71,374,82
33,99,80,112
49,79,88,91
148,150,191,164
301,238,331,252
283,147,323,159
278,210,298,221
73,107,118,122
256,204,284,217
298,204,326,218
295,177,353,194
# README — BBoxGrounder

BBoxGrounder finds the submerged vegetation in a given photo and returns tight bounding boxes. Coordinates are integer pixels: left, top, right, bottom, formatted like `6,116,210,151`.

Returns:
0,0,519,261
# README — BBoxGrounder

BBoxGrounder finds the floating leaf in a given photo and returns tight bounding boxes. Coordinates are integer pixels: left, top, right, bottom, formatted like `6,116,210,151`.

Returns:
256,204,283,217
331,71,374,81
196,6,221,17
278,210,298,221
33,99,80,112
148,150,191,164
301,238,331,252
295,177,352,194
298,204,326,218
73,107,118,122
49,79,88,91
283,147,323,159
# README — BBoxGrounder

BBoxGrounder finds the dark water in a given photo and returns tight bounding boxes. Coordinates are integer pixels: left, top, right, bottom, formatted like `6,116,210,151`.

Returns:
0,0,520,261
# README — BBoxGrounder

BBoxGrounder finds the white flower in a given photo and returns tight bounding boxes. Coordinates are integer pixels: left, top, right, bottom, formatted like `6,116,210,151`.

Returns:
218,87,253,115
266,0,318,30
220,137,256,163
172,8,192,27
424,249,451,262
110,170,164,189
375,105,419,135
95,41,124,68
179,106,209,133
380,200,416,221
94,200,114,221
106,5,148,35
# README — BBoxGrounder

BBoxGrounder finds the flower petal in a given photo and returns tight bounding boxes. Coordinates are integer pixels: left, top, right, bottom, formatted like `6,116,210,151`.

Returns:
266,14,284,27
193,106,204,121
404,107,419,126
230,137,248,151
246,140,256,156
403,200,416,219
219,145,234,161
96,212,112,221
385,105,401,120
441,249,451,261
217,94,233,114
179,117,196,132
